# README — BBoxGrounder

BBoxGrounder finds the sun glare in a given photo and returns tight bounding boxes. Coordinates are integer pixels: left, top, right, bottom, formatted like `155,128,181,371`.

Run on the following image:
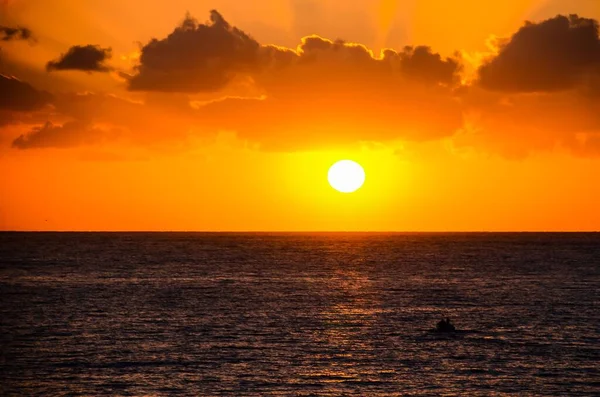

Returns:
328,160,366,193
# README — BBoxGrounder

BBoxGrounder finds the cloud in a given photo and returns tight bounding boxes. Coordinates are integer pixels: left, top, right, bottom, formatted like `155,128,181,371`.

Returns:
123,8,464,147
461,14,600,157
458,85,600,157
396,46,461,86
0,74,52,111
194,35,463,149
127,10,260,92
5,9,600,158
478,14,600,92
11,120,108,149
46,45,112,72
7,10,465,151
4,88,212,150
0,25,32,41
31,91,204,150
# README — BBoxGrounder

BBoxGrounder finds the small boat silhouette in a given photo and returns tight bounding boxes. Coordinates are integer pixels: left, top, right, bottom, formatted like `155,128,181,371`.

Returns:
434,318,456,333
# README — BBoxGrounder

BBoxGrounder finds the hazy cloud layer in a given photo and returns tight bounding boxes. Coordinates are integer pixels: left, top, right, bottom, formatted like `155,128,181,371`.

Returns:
11,120,106,149
459,85,600,157
47,45,112,72
478,15,600,92
53,92,197,145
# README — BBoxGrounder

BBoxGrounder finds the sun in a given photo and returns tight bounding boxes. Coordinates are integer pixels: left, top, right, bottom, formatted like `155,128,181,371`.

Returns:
328,160,366,193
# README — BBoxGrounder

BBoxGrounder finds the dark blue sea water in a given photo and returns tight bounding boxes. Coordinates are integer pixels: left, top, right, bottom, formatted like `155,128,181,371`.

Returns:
1,232,599,396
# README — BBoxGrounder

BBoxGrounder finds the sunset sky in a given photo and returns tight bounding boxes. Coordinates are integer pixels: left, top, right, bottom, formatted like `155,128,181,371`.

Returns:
1,0,600,231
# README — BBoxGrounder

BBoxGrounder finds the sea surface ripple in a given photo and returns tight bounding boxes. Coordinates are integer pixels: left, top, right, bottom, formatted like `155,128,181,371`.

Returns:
1,232,599,396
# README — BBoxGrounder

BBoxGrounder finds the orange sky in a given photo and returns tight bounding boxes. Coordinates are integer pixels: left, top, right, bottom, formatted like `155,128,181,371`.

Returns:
1,0,600,231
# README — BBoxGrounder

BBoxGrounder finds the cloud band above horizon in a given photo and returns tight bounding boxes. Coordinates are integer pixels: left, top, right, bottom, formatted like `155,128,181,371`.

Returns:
2,10,600,157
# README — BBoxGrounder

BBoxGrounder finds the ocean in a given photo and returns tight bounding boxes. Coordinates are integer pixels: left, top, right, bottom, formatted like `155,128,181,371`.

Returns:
0,232,599,396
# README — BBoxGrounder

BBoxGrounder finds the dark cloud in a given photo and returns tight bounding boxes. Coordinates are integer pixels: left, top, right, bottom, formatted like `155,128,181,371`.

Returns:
11,120,108,149
222,35,463,149
460,14,600,157
478,14,600,92
6,10,600,158
260,36,462,87
0,25,32,41
255,36,462,92
126,10,461,95
7,11,464,151
0,74,52,111
128,10,260,92
46,45,112,72
396,46,461,86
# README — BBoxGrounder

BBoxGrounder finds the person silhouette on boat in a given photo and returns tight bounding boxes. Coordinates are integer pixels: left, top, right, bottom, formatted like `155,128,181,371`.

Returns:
436,317,456,332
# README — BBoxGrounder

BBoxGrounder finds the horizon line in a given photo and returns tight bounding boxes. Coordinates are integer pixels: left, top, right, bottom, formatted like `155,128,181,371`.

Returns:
1,230,599,234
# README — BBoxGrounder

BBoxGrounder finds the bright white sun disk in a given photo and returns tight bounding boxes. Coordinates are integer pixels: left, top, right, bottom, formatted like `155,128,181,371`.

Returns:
328,160,365,193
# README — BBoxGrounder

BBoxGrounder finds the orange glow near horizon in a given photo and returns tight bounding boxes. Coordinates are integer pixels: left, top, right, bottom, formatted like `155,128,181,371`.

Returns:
1,1,600,231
